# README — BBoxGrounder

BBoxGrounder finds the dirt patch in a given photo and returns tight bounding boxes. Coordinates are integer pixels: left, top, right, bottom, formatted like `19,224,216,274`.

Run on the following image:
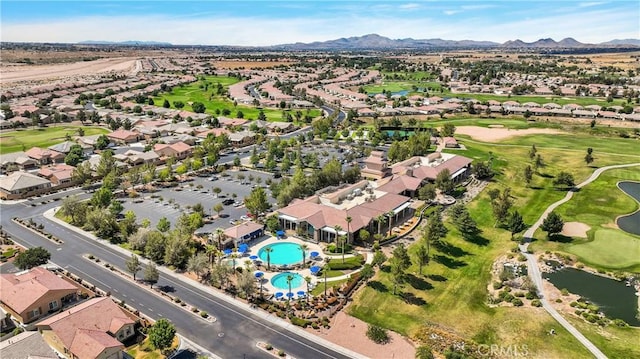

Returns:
308,310,416,359
213,60,298,69
561,222,591,238
1,57,138,83
456,126,565,142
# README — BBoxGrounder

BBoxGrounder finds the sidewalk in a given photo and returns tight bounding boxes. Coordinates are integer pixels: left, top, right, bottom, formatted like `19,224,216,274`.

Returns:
44,207,368,359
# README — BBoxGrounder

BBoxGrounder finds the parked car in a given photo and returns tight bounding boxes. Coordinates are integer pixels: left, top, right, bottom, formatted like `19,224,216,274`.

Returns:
222,199,235,205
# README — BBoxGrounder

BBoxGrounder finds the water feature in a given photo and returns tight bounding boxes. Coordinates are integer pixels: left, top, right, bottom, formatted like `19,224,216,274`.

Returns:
543,268,640,326
617,181,640,236
271,272,304,290
258,242,305,266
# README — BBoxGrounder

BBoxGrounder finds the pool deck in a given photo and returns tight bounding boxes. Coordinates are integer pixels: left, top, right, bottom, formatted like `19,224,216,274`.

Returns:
224,236,325,296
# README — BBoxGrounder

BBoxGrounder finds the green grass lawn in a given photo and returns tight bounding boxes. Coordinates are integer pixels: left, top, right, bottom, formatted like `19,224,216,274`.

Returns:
153,75,320,122
0,125,109,154
530,167,640,272
311,278,347,296
348,125,640,357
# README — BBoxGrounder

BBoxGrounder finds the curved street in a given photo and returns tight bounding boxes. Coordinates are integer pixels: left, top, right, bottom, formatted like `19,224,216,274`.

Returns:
1,189,363,359
520,162,640,359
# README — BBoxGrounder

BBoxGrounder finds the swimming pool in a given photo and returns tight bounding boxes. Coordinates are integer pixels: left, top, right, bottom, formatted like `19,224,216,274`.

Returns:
271,272,304,290
258,242,305,266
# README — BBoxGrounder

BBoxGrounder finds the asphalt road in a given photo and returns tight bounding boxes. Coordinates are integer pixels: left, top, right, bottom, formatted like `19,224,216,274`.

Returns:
1,196,353,359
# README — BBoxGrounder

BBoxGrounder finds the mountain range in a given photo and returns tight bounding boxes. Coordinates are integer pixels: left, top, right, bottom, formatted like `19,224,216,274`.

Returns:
271,34,640,50
78,40,172,46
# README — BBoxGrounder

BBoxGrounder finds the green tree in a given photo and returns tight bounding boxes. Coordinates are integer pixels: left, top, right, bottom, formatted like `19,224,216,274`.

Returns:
528,144,537,160
59,195,85,225
233,156,241,167
541,212,564,239
507,210,527,240
553,171,575,189
72,161,93,186
414,244,430,275
191,102,206,113
358,229,371,245
148,318,176,352
95,134,110,150
435,169,454,194
360,263,375,282
264,246,273,271
14,247,51,270
244,186,271,219
491,187,513,226
418,183,436,201
187,252,209,280
145,231,167,262
372,250,387,269
163,99,170,108
585,148,594,166
523,165,533,187
213,203,224,217
96,150,116,178
126,254,141,280
423,212,448,246
163,237,191,269
391,243,411,270
144,262,160,288
441,123,456,137
450,204,481,241
64,145,84,166
156,217,171,232
389,257,406,295
237,270,256,301
91,187,112,208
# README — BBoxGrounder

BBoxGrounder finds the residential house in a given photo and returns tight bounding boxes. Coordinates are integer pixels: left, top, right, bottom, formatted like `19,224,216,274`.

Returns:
0,152,38,173
106,129,140,145
153,141,192,160
0,331,58,359
266,122,297,134
0,171,52,199
113,150,160,166
0,267,79,324
443,137,460,148
49,141,93,157
36,297,137,359
38,164,76,186
228,131,256,147
25,147,65,165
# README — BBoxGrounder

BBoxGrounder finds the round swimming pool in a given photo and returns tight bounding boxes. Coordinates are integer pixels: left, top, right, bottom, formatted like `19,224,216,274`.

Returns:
258,242,305,266
271,272,304,290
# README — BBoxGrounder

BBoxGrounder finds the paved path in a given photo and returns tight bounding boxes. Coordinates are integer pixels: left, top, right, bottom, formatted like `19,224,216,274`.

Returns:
520,162,640,359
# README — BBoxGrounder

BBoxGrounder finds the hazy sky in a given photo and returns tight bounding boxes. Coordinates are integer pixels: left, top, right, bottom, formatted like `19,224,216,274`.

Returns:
1,1,638,45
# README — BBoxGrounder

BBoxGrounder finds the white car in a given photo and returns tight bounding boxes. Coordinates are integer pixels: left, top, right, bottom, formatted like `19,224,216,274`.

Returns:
240,215,250,221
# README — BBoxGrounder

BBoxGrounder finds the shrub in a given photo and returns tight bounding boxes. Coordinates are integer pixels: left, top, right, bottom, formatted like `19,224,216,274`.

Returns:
88,254,94,260
492,281,503,290
174,297,181,303
191,307,199,313
517,254,526,262
525,292,535,300
560,288,569,296
531,299,542,307
278,350,285,357
512,298,524,307
311,322,320,329
265,344,273,350
366,324,389,344
569,301,578,307
613,319,629,328
290,316,310,328
200,311,208,318
415,345,435,359
514,291,525,298
555,298,563,303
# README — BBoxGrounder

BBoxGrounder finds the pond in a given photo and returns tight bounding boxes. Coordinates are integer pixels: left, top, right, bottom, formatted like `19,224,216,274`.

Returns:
617,181,640,236
543,268,640,326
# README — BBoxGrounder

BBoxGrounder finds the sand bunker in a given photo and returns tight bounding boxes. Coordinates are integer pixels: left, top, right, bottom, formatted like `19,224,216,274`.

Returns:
456,126,564,142
561,222,591,238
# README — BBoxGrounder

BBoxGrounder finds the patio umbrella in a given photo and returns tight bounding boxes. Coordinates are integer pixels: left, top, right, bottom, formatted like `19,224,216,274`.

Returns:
310,251,319,258
297,290,306,297
310,266,321,275
254,271,264,278
249,255,259,261
275,292,284,299
223,248,233,255
239,243,249,253
286,292,294,299
276,230,285,237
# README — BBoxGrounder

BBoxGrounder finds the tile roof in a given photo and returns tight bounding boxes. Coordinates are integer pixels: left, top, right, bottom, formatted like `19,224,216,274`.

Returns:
37,297,135,355
376,175,422,194
0,331,58,359
0,267,79,313
70,329,123,359
224,221,264,239
24,147,64,161
0,171,52,192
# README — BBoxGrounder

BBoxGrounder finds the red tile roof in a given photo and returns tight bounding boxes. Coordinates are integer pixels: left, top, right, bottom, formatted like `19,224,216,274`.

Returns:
70,329,123,359
0,267,79,313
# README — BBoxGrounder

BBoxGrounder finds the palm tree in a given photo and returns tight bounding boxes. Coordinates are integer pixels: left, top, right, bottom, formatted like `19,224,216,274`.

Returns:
264,247,273,271
304,275,312,298
333,225,342,247
205,244,218,265
300,243,309,266
230,253,238,274
376,215,386,235
215,228,226,249
387,210,395,237
344,216,352,263
338,235,347,264
286,274,294,301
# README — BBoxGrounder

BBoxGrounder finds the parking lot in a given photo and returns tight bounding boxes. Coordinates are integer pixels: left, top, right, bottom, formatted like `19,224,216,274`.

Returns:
121,168,277,233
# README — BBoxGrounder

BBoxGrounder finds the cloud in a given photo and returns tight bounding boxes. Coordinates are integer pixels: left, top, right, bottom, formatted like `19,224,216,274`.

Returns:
399,3,421,10
578,1,607,7
443,10,461,15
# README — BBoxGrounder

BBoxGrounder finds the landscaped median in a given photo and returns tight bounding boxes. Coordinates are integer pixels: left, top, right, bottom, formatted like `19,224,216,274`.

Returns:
12,217,64,245
82,253,217,323
256,341,296,358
